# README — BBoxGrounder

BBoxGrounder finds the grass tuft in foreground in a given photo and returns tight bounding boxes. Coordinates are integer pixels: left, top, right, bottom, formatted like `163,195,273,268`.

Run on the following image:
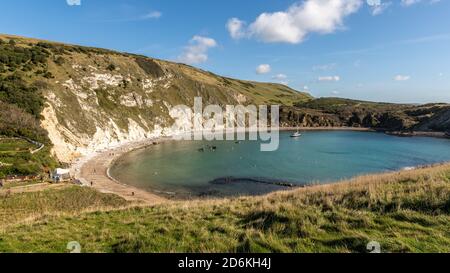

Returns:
0,164,449,253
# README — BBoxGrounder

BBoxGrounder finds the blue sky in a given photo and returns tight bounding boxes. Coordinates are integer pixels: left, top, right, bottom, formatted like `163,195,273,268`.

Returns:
1,0,449,103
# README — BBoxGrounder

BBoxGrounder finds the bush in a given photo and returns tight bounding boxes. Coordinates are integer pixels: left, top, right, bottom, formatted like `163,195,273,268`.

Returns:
0,74,44,117
54,56,65,66
135,57,164,78
0,101,49,143
0,41,49,70
43,71,54,79
107,64,116,71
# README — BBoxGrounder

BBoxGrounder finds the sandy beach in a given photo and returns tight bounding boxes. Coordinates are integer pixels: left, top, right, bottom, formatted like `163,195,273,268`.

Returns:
72,138,168,205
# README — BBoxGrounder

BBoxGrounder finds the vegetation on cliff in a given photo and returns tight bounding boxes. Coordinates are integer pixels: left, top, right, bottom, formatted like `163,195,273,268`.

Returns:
0,37,58,177
281,98,450,132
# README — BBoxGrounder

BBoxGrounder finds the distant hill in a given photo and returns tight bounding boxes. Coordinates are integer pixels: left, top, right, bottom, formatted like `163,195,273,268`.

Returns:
281,97,450,132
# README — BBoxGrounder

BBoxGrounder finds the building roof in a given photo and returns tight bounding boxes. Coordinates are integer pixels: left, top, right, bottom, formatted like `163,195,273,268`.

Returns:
54,168,70,175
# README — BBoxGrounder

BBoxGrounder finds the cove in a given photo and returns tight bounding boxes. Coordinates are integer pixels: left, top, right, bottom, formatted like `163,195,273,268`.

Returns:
110,131,450,199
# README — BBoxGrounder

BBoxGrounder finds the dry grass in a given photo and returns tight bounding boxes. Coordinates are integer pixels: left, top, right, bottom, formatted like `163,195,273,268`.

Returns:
0,164,448,253
0,186,130,230
169,162,450,211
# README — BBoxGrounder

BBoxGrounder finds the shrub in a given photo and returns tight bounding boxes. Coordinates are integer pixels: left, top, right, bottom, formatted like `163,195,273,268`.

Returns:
0,101,49,143
0,41,49,70
107,64,116,71
135,57,164,78
54,56,65,66
43,71,54,79
0,74,44,117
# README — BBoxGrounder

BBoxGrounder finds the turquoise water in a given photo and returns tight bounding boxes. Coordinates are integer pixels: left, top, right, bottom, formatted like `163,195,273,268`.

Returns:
110,131,450,198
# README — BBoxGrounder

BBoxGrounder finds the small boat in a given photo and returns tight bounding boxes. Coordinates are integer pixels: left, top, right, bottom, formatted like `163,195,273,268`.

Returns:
290,131,302,138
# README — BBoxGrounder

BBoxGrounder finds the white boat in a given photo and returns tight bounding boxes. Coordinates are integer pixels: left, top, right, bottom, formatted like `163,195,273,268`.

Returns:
290,131,302,138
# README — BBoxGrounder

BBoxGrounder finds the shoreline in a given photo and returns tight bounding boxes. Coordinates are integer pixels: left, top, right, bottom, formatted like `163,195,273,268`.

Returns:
73,138,169,205
73,127,449,203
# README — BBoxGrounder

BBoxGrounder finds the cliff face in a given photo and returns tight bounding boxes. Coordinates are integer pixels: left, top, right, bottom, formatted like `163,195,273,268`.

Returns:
0,35,311,163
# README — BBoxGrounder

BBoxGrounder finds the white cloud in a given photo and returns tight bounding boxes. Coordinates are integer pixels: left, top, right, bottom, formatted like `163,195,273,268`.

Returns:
141,11,162,20
273,74,288,80
67,0,81,6
371,1,392,16
227,0,363,44
438,72,444,77
227,18,246,39
178,36,217,65
313,63,337,71
272,74,288,85
318,75,340,82
401,0,440,6
401,0,421,6
366,0,381,6
394,75,411,81
106,11,162,22
256,64,271,74
331,90,340,95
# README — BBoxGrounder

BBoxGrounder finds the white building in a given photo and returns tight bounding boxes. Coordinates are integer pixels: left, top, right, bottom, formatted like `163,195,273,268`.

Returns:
52,168,71,182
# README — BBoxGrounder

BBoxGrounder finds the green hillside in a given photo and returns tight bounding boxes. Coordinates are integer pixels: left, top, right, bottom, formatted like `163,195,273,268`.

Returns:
281,97,450,131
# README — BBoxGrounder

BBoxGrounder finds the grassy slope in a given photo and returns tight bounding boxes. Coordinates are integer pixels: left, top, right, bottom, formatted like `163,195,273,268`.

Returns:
288,97,450,131
0,186,128,228
0,138,34,152
0,137,56,177
0,164,449,253
296,97,406,112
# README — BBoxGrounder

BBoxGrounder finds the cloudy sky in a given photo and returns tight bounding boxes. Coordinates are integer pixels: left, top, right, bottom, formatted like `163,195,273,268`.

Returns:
1,0,449,103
